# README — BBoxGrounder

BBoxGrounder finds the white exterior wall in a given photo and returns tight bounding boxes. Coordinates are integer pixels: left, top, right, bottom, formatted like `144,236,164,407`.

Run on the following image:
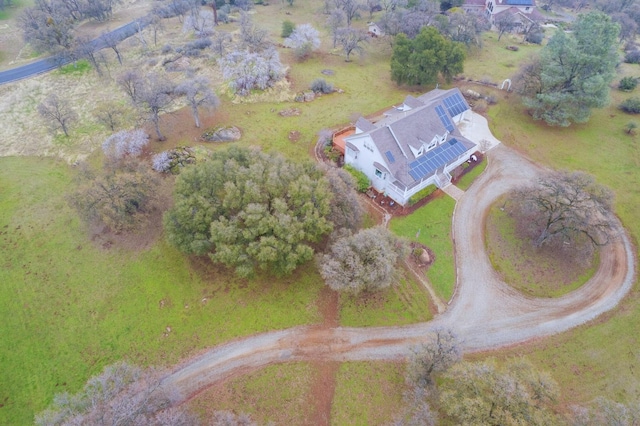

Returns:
344,134,392,194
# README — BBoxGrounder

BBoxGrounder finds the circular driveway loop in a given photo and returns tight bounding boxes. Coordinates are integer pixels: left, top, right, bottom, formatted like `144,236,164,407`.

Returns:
163,145,636,402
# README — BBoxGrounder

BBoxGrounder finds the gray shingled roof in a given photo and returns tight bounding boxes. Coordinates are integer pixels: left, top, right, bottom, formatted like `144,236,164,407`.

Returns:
347,88,476,188
355,116,375,132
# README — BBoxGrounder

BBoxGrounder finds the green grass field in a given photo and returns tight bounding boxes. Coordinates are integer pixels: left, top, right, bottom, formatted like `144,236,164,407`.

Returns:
482,71,640,407
4,0,640,422
390,196,457,301
331,362,406,425
485,201,598,298
455,159,487,191
187,362,317,424
0,157,326,424
339,268,433,327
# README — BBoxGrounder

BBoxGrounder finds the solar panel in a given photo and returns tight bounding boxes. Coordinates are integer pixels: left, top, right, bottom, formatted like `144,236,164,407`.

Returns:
443,93,469,118
506,0,533,5
385,150,396,163
435,105,455,132
407,139,467,182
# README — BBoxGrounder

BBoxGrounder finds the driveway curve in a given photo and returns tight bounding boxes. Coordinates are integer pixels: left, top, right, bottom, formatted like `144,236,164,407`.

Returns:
162,144,636,402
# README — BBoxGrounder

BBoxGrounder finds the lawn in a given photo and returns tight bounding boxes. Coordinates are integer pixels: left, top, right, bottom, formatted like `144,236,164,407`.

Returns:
187,362,317,424
390,195,457,301
0,157,324,424
331,362,406,425
482,79,640,407
485,199,598,298
455,158,487,191
339,267,433,327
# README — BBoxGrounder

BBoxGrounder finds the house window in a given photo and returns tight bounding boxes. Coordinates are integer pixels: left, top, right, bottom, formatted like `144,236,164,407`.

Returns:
375,169,383,178
363,141,374,153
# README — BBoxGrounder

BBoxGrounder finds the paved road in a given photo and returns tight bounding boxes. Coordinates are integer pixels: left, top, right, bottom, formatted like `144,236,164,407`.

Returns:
0,20,145,85
161,144,636,402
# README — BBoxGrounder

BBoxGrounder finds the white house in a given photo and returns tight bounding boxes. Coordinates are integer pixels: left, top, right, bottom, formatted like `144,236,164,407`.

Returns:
484,0,537,20
367,22,385,37
343,88,477,206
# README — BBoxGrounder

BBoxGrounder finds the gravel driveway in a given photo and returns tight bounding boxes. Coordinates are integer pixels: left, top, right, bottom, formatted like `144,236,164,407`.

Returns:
162,144,636,402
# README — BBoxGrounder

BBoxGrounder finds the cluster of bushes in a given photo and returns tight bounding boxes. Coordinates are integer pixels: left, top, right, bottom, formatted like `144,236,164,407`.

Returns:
619,76,638,92
281,20,295,38
310,78,333,94
624,42,640,64
344,165,370,192
619,97,640,113
408,184,437,206
176,38,212,57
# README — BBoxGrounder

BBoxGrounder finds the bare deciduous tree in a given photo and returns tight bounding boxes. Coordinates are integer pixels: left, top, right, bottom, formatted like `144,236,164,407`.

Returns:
406,328,461,387
392,386,436,426
211,30,232,56
94,100,128,131
336,0,363,25
319,226,407,294
38,94,78,137
326,8,346,48
73,36,107,75
336,27,368,61
569,397,640,426
510,171,616,248
70,160,159,231
175,76,219,128
35,362,200,426
284,23,321,60
19,7,74,55
494,11,517,41
219,47,284,96
102,129,149,160
118,70,176,140
239,12,270,51
101,29,124,64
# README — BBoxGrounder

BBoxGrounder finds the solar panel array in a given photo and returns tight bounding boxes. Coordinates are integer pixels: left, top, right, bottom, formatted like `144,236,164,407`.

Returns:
408,139,467,182
385,150,396,163
506,0,533,5
435,105,455,132
443,93,469,118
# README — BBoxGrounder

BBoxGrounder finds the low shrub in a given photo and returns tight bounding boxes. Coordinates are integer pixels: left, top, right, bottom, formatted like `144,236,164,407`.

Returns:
620,97,640,114
525,30,544,44
619,77,638,92
311,78,334,94
408,184,437,206
282,20,295,38
624,50,640,64
344,165,370,192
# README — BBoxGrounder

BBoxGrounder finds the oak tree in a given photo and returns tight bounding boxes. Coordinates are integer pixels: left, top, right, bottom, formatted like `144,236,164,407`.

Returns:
164,146,333,277
38,94,78,137
390,26,465,85
510,171,615,249
519,12,619,126
439,358,559,425
319,226,407,294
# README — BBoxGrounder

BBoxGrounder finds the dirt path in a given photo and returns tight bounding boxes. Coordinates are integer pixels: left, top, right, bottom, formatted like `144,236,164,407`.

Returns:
161,144,636,406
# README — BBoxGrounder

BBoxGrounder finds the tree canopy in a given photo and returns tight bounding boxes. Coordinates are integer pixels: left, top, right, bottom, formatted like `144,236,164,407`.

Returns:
439,358,559,425
390,26,465,86
164,147,334,277
519,12,619,126
319,226,407,294
510,170,615,249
